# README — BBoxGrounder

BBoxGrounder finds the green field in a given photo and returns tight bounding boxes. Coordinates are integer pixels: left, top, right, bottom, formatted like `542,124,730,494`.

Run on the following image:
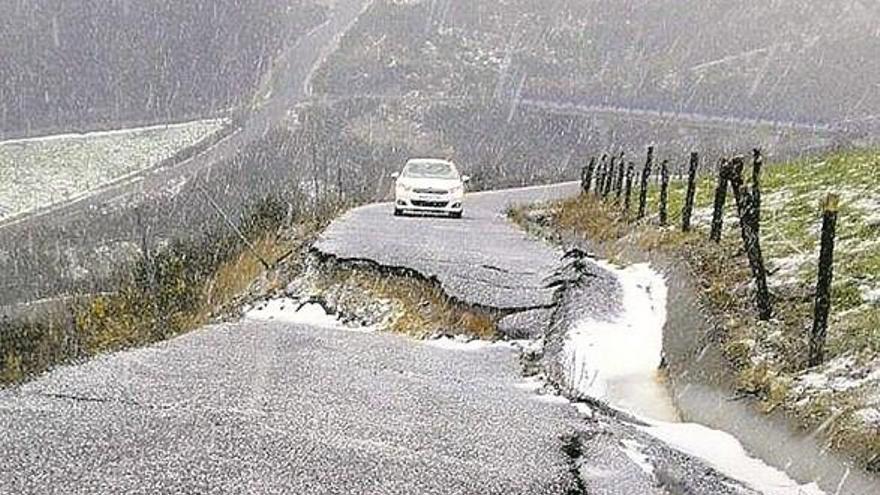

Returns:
650,149,880,467
523,148,880,468
0,119,225,220
653,151,879,348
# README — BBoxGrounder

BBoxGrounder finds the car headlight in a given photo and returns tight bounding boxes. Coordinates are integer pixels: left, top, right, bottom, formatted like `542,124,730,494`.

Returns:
451,185,464,195
397,183,412,192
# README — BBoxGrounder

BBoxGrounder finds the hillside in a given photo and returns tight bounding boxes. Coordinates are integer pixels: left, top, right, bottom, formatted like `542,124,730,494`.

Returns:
0,0,325,137
316,0,879,128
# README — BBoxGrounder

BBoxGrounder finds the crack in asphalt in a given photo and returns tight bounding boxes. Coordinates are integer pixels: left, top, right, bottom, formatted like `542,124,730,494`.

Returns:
476,264,542,276
32,391,174,411
312,248,556,313
560,433,590,495
313,183,581,310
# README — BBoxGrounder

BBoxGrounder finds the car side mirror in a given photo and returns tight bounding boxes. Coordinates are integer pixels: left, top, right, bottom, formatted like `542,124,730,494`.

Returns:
391,172,400,179
462,175,471,183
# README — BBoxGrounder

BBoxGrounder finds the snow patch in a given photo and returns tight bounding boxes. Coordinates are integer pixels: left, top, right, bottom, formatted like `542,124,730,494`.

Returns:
767,252,813,288
425,336,494,351
244,299,372,331
862,286,880,305
790,354,880,396
0,119,225,146
620,439,655,475
855,407,880,427
0,119,225,220
514,376,545,392
424,336,524,352
853,196,880,225
564,261,678,422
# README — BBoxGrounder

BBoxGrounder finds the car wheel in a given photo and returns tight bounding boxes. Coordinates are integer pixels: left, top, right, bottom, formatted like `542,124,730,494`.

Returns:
394,208,403,217
450,211,462,219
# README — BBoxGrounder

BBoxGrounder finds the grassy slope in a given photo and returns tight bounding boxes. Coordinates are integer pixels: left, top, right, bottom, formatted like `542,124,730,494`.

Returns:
655,151,880,362
303,261,499,340
523,149,880,471
0,198,327,385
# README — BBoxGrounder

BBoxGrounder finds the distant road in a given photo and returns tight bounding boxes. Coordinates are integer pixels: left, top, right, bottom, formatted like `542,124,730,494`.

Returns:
0,0,374,307
1,0,370,232
520,99,839,134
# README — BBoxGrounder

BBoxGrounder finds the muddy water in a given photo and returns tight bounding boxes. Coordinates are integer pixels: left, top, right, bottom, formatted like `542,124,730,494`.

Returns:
605,372,680,423
672,383,879,494
569,261,829,493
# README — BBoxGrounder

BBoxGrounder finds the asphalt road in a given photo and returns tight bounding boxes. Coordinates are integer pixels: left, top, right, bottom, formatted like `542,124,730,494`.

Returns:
314,183,582,310
0,183,761,494
0,0,373,307
0,320,583,494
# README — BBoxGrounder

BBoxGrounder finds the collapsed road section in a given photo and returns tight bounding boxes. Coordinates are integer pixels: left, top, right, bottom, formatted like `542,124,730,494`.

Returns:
311,184,790,493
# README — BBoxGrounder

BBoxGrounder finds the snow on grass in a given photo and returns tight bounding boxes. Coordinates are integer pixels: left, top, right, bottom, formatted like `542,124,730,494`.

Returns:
564,260,826,495
766,251,814,288
856,408,880,428
787,354,880,429
791,355,880,395
678,151,880,468
0,119,225,220
864,287,880,305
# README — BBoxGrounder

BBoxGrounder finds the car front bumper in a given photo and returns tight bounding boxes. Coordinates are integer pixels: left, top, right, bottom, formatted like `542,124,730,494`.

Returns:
395,190,464,213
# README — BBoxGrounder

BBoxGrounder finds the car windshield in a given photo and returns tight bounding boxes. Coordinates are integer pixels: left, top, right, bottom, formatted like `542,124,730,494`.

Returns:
402,161,458,179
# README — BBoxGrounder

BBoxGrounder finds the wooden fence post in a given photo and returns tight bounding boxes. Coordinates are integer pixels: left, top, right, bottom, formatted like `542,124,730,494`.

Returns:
615,152,626,199
637,146,654,220
659,159,670,226
582,157,596,194
809,193,839,366
623,162,635,216
728,157,772,320
682,152,699,232
710,158,730,242
752,148,764,233
604,155,617,198
596,154,608,196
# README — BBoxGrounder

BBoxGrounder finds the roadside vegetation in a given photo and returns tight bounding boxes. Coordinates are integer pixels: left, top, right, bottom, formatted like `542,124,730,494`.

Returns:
0,96,498,385
0,100,396,383
511,148,880,472
0,195,324,384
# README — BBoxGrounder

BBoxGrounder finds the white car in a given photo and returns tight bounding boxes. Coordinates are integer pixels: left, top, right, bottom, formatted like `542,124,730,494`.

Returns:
392,159,469,218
